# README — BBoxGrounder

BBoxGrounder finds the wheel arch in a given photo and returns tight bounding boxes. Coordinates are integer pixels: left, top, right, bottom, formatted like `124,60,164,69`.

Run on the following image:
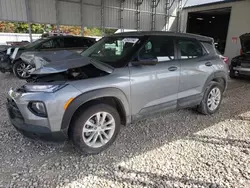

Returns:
203,71,227,93
61,88,130,133
11,58,22,64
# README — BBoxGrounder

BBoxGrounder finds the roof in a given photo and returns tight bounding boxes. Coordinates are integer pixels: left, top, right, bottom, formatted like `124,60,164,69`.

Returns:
43,35,95,40
112,31,213,42
183,0,241,9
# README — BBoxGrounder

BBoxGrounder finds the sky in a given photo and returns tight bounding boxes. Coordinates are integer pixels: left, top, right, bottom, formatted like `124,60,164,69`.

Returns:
184,0,226,7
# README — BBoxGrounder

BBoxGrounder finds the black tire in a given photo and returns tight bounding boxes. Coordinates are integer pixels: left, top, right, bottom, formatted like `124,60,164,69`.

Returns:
13,60,31,79
229,66,236,79
70,103,121,154
197,81,223,115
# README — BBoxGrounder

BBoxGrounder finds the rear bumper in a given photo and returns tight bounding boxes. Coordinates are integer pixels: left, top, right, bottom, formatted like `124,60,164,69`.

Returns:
6,99,67,141
233,66,250,75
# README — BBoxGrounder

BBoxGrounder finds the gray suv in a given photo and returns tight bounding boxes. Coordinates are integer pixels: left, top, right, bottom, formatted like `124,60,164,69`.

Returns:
6,32,228,154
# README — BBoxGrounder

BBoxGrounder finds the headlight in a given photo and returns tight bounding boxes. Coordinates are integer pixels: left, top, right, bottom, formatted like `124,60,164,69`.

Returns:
24,84,66,92
28,101,47,117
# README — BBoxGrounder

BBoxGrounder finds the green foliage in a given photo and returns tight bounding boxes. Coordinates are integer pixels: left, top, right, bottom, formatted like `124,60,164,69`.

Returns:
104,28,117,35
0,21,117,36
85,27,117,36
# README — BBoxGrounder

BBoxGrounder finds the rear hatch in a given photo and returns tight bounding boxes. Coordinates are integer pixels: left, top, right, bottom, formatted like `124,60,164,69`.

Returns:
237,33,250,68
240,33,250,54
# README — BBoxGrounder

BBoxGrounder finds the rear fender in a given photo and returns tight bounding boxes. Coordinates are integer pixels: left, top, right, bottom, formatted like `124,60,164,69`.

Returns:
203,71,227,93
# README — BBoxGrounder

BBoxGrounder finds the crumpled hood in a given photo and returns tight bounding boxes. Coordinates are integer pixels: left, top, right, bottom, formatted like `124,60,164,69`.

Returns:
20,50,113,75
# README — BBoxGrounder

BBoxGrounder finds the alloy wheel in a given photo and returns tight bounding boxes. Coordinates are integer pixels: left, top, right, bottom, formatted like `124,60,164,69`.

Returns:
82,112,116,148
207,87,221,111
16,63,32,78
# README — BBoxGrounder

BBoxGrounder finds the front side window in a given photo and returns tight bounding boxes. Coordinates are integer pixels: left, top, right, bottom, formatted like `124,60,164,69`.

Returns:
41,40,54,49
178,39,203,59
53,38,64,48
81,36,143,68
64,38,76,48
139,36,175,62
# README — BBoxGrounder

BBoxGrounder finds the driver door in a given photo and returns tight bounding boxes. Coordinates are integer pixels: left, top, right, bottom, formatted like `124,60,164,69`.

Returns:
129,36,180,119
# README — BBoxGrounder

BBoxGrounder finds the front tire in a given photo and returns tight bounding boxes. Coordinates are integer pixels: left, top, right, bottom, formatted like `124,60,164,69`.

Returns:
70,104,121,154
197,82,223,115
13,60,32,79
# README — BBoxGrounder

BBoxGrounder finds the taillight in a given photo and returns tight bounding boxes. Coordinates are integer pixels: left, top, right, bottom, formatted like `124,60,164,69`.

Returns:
220,56,229,64
223,57,229,64
240,48,243,55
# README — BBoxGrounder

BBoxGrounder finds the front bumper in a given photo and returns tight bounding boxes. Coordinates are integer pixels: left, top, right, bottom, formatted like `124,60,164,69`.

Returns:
6,98,67,141
6,85,81,141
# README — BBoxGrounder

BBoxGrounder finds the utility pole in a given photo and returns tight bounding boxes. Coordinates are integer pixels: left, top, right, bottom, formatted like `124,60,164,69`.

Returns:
25,0,32,42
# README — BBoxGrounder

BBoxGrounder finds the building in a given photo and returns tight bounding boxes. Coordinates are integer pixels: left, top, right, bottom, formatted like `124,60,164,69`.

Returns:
180,0,250,61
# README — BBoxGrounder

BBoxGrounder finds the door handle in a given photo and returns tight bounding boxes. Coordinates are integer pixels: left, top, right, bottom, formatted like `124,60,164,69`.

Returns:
168,66,178,71
205,62,213,67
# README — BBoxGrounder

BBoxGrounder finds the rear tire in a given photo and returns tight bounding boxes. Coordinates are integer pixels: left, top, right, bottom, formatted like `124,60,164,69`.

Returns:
70,104,121,154
13,60,31,79
197,81,223,115
229,66,237,79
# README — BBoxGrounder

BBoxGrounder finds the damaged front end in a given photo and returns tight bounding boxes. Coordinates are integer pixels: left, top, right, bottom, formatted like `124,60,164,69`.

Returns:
21,50,113,83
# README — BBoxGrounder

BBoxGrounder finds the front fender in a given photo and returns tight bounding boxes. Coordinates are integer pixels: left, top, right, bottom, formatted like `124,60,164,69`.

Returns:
61,87,130,131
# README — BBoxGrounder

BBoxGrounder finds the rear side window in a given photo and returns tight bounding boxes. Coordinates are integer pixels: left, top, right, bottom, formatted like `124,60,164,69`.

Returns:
177,39,204,59
64,37,94,48
75,38,94,48
202,42,217,55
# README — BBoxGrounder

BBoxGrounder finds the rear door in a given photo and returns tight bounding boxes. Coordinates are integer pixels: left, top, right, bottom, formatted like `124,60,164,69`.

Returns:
176,38,215,107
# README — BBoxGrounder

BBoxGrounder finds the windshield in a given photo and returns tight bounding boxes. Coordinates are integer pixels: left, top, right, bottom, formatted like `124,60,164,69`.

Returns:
81,36,143,68
24,38,48,49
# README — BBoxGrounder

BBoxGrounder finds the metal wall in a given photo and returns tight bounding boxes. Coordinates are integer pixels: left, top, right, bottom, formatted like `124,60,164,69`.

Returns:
0,0,180,31
180,0,250,62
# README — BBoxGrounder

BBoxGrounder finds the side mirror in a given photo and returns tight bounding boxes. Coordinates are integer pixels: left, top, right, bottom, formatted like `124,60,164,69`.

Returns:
131,58,158,66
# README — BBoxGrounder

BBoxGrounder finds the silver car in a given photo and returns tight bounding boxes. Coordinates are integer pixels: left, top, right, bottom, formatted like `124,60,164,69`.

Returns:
6,32,228,154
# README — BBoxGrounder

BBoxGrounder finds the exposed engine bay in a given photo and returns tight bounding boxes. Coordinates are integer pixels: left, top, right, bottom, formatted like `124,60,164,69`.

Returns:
27,64,109,83
19,50,113,82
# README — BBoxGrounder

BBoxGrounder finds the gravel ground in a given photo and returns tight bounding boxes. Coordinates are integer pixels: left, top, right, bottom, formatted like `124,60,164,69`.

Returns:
0,72,250,188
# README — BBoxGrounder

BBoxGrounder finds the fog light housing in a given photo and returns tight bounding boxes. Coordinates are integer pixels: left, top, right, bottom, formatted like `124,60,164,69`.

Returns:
28,101,47,117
